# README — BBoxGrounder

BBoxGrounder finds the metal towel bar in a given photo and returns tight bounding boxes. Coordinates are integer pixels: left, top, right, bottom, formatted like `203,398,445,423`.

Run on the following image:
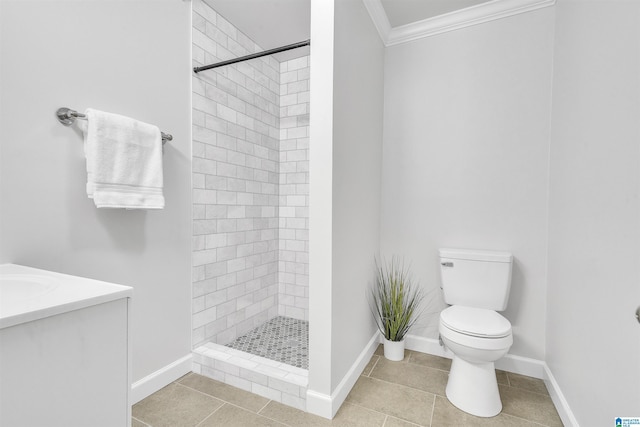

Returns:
56,107,173,143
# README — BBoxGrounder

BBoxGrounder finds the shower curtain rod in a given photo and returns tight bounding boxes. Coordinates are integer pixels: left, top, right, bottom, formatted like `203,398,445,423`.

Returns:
193,39,310,74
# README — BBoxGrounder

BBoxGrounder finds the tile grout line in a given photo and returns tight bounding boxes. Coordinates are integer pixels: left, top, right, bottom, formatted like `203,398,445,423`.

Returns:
174,381,229,404
254,403,296,427
404,359,452,375
177,374,305,417
504,370,557,397
177,374,288,425
367,355,381,376
429,394,436,427
408,365,451,375
344,401,428,427
195,400,291,427
500,411,555,427
131,415,151,427
256,399,273,414
194,402,226,427
500,382,555,398
256,413,293,427
366,368,447,398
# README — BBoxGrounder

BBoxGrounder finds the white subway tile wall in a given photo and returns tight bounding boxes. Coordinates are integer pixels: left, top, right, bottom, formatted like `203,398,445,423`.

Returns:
192,0,310,348
192,0,279,347
278,57,310,322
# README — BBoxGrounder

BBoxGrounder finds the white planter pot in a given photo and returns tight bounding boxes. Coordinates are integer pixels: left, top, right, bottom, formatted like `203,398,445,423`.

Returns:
383,338,405,361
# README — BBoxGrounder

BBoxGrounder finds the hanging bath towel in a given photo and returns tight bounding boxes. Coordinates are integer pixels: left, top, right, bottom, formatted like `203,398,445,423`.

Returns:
83,108,164,209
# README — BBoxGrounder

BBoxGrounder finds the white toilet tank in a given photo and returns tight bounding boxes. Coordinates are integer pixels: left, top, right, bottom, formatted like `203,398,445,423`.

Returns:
439,248,513,311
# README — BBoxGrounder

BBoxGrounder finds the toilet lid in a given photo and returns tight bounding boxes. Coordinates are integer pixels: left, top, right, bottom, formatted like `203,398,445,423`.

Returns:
440,306,512,338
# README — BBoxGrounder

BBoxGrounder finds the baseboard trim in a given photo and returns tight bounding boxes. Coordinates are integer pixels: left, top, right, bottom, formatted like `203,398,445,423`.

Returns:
305,390,332,418
306,331,379,419
131,354,193,404
544,364,580,427
497,352,545,379
404,334,545,379
404,333,452,358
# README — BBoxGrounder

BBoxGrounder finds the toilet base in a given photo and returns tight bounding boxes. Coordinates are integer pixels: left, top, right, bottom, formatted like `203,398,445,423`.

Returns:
445,355,502,417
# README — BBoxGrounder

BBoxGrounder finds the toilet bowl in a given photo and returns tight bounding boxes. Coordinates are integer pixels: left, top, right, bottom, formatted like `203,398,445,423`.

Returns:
438,248,514,417
439,305,513,417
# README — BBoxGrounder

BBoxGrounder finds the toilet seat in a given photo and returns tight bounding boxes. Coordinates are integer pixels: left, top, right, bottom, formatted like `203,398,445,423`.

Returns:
440,321,513,351
440,305,511,338
439,305,513,352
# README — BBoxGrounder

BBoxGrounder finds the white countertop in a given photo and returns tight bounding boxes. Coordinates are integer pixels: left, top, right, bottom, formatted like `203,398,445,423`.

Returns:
0,264,133,329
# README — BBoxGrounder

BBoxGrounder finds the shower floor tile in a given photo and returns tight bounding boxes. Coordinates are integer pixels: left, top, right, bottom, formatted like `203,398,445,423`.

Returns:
225,316,308,369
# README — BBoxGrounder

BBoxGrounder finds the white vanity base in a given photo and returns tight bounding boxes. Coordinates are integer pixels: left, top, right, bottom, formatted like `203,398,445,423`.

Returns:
0,264,132,427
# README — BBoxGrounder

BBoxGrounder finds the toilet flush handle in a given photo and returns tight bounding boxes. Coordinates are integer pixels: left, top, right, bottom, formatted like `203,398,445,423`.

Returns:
441,262,454,267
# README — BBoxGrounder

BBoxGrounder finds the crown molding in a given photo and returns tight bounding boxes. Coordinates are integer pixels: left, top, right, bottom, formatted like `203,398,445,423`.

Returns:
363,0,556,47
362,0,391,43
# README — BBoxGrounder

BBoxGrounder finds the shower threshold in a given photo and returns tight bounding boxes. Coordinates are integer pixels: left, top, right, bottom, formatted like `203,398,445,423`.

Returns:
193,316,309,411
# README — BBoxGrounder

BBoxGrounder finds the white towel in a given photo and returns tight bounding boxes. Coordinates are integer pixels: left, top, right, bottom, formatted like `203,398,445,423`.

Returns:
83,108,164,209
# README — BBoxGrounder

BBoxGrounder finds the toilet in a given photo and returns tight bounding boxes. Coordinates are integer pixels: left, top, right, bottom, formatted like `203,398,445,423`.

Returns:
438,248,514,417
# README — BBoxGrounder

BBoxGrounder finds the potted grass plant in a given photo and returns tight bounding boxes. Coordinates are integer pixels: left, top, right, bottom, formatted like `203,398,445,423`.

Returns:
370,257,424,361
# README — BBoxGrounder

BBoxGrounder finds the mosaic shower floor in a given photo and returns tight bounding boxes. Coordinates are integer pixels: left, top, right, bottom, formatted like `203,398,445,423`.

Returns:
225,316,309,369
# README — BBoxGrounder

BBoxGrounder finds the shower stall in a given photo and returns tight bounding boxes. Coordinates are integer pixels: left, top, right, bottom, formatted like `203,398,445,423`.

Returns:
191,0,311,410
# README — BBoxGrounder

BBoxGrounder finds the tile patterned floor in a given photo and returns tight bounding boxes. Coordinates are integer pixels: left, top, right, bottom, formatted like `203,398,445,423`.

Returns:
225,316,309,369
133,345,564,426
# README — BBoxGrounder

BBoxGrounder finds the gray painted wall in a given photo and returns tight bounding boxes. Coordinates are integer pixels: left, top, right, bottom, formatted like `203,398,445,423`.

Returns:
0,0,192,386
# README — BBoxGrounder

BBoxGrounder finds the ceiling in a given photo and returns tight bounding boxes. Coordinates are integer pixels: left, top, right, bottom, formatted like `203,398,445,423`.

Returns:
380,0,492,27
202,0,492,61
